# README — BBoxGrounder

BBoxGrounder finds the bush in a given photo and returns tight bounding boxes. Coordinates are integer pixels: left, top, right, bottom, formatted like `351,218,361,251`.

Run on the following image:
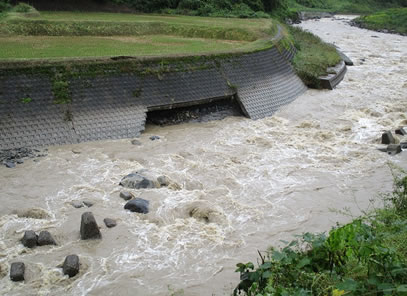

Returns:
178,0,203,10
12,2,32,13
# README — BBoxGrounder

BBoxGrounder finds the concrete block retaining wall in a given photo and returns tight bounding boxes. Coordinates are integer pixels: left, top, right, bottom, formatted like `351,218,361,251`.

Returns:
0,43,307,149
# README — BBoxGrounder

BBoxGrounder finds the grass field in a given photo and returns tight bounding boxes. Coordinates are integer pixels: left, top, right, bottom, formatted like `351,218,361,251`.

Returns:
0,11,275,60
0,35,250,59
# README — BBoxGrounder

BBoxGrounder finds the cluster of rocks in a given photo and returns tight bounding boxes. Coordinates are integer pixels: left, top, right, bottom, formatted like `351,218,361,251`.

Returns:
8,169,170,283
1,147,47,168
21,230,56,248
10,230,78,282
379,127,407,155
10,254,79,282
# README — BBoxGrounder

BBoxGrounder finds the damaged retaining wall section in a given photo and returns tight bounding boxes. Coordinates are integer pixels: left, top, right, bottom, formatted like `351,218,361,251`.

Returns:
0,42,307,150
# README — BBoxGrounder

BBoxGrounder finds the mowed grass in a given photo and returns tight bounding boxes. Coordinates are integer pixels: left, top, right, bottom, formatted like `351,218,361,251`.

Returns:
22,11,272,36
0,11,275,60
0,35,249,59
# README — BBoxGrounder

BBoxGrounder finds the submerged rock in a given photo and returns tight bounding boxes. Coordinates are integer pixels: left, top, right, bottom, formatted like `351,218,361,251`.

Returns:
10,262,25,282
80,212,101,240
63,255,79,278
119,172,157,189
395,127,407,136
119,191,133,201
131,139,142,146
4,162,16,168
21,231,37,248
103,218,117,228
150,136,160,141
387,144,402,155
83,201,94,208
382,131,396,144
71,201,84,209
124,198,149,214
37,231,56,246
15,208,50,219
157,175,170,187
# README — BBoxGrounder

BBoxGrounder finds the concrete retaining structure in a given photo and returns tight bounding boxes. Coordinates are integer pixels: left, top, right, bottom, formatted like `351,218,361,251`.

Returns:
0,42,307,149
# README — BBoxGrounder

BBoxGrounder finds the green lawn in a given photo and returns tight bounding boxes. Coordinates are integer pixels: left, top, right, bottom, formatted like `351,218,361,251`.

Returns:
0,11,276,60
0,35,250,59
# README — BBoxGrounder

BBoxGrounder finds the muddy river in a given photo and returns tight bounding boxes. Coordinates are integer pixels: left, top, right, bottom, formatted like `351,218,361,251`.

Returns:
1,16,406,296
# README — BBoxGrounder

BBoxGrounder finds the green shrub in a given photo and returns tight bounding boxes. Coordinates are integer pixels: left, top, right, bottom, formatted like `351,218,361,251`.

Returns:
12,2,32,13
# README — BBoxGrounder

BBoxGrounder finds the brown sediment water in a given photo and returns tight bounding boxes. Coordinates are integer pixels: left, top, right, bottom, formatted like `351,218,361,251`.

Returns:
0,15,406,296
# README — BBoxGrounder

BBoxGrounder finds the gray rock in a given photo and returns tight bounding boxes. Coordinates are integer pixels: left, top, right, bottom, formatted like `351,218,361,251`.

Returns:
382,131,396,144
80,212,101,240
387,144,402,155
119,191,133,201
103,218,117,228
124,198,149,214
150,136,160,141
21,231,37,248
119,172,156,189
10,262,25,282
131,139,142,146
16,159,24,164
5,162,16,168
157,175,170,187
83,201,93,208
63,255,79,278
37,231,56,246
395,127,407,136
71,201,84,208
401,142,407,149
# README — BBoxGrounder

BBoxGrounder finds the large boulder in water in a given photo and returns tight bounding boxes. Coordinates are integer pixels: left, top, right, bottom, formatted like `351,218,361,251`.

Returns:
80,212,101,240
21,231,37,248
119,171,158,189
10,262,25,282
63,255,79,278
37,231,56,246
382,131,396,144
124,198,149,214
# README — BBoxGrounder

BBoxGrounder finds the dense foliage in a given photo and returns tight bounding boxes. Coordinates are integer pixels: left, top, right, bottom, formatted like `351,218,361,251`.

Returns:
234,168,407,295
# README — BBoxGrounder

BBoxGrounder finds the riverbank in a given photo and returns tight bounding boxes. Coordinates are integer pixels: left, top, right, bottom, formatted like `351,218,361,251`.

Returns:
352,8,407,36
235,167,407,295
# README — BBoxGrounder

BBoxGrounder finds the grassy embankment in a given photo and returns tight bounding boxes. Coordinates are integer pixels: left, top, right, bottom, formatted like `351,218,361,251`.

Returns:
0,10,278,59
353,8,407,35
283,0,406,15
289,26,341,88
235,167,407,296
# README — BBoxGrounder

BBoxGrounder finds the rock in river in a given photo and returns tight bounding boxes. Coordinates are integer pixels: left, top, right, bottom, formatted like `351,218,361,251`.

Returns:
119,172,157,189
63,255,79,278
80,212,101,240
21,230,37,248
37,231,56,246
382,131,396,144
120,191,133,201
124,198,149,214
10,262,25,282
103,218,117,228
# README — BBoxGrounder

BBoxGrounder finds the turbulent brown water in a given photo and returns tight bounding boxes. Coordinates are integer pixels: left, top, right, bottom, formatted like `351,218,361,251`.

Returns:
1,16,407,296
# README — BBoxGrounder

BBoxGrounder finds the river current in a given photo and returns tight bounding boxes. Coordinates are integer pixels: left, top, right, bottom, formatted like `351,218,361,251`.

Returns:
0,16,406,296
